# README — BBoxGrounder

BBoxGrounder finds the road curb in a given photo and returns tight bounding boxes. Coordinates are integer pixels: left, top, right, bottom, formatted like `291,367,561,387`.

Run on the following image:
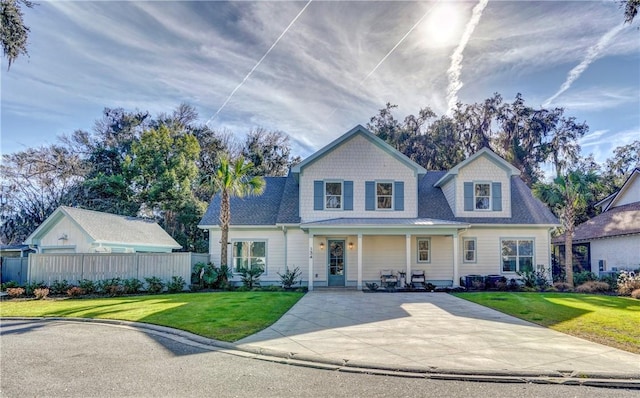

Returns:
2,317,639,389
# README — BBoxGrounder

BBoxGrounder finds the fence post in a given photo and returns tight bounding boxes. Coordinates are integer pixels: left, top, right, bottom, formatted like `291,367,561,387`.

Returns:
136,253,140,281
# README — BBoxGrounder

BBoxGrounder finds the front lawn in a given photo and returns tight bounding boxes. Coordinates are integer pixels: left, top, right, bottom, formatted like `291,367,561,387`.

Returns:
0,291,304,342
453,292,640,353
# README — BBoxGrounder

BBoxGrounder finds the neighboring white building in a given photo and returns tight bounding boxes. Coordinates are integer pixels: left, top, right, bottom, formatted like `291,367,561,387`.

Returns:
24,206,181,253
553,168,640,273
199,125,559,289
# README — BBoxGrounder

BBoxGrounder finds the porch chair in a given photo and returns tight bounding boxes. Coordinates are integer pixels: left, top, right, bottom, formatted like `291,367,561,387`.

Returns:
380,270,398,290
411,270,426,289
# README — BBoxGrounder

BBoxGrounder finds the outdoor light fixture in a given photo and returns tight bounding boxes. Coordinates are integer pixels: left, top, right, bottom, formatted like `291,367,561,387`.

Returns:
348,242,354,250
319,242,325,250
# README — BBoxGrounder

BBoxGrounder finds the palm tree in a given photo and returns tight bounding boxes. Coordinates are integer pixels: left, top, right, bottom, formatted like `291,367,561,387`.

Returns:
533,170,599,287
213,155,265,270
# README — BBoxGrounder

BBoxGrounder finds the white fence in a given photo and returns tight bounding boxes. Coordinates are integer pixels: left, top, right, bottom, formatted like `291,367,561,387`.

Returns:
27,253,207,287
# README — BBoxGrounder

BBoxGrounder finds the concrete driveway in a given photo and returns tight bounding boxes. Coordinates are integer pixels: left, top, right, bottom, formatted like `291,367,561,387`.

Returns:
237,290,640,375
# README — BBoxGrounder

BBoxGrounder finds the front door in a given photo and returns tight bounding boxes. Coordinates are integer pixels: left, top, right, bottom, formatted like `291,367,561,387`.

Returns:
328,240,345,286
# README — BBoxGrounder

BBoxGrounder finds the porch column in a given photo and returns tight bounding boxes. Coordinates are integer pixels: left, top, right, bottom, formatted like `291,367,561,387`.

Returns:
405,234,411,285
308,233,314,291
452,231,460,287
357,233,363,289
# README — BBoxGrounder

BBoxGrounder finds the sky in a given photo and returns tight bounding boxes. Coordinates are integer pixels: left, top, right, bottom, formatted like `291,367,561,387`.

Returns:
1,1,639,167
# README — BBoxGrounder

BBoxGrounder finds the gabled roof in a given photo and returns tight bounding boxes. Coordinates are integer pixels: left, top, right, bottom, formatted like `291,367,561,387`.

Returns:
552,201,640,244
291,125,427,176
434,147,521,187
597,168,640,212
198,174,300,227
24,206,181,249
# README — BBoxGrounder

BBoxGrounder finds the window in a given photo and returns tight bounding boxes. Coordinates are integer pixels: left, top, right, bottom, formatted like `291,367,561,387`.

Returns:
233,241,266,273
325,182,342,209
376,182,393,209
463,238,476,263
417,238,430,262
474,183,491,210
501,239,533,273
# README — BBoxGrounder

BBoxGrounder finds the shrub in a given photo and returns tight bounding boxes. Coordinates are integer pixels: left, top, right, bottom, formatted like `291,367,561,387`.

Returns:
631,289,640,300
24,281,46,296
77,279,97,295
100,278,124,296
215,265,232,289
167,276,186,293
1,281,19,291
617,270,640,296
573,271,597,287
33,287,50,299
517,269,550,291
50,280,71,295
575,281,610,293
278,266,302,289
266,285,283,292
67,286,86,297
507,278,519,291
599,273,618,291
365,282,379,291
238,266,264,289
6,287,25,298
553,281,573,292
145,277,164,294
123,278,143,294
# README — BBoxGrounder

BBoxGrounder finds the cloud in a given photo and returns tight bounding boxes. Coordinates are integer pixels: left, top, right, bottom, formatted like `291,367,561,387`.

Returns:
446,0,489,113
543,24,627,107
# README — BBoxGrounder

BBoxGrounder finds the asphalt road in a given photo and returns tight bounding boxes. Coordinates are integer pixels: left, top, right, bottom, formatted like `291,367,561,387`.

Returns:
0,319,636,398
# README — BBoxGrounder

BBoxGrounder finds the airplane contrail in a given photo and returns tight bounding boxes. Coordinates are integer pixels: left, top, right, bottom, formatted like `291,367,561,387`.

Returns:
206,0,313,126
543,23,626,107
361,3,437,84
446,0,489,114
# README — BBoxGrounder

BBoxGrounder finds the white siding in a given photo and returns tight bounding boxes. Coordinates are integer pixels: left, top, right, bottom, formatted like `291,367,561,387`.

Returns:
442,179,456,214
591,235,640,272
38,216,92,253
611,174,640,208
455,155,512,218
300,134,418,222
411,236,454,281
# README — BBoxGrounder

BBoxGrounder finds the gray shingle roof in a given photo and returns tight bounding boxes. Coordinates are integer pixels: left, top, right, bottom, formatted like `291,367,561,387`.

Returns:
552,201,640,244
199,175,299,226
30,206,181,248
200,171,557,227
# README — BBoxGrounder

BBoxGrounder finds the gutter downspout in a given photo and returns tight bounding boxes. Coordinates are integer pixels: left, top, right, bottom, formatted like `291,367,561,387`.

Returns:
281,225,288,269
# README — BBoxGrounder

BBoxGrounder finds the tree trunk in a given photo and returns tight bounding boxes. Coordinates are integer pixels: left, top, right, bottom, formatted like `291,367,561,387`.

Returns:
219,189,230,268
564,206,575,287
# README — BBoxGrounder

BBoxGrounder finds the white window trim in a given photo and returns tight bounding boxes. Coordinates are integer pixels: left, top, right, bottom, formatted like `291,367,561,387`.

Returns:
417,238,431,263
474,181,492,211
463,238,477,263
375,181,394,211
324,180,343,211
500,238,535,274
232,240,268,274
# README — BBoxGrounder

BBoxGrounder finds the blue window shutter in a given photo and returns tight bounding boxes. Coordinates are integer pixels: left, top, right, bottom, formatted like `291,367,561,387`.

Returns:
492,182,502,211
464,182,473,211
314,181,323,210
344,181,353,210
365,181,375,211
394,181,404,211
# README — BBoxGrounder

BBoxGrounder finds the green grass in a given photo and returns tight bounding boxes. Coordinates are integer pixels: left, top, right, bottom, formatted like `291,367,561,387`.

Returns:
453,292,640,353
0,292,304,342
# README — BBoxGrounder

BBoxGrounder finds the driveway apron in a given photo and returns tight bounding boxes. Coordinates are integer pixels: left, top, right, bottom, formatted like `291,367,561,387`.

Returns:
237,291,640,374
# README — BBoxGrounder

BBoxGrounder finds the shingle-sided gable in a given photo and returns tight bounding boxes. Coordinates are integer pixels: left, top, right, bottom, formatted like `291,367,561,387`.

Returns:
434,147,520,187
199,176,297,227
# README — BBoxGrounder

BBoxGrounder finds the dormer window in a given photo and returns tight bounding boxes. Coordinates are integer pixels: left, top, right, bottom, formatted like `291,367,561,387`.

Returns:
325,182,342,209
474,183,491,210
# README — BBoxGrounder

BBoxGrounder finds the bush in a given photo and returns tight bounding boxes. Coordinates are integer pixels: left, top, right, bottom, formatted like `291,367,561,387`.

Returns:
631,289,640,300
67,286,86,297
100,278,124,296
1,281,19,291
553,281,573,292
617,270,640,296
278,266,302,289
365,282,379,291
573,271,597,287
77,279,97,295
24,281,46,296
517,269,550,291
6,287,25,298
33,287,50,299
575,281,610,293
167,276,186,293
599,273,618,291
238,266,264,289
123,278,143,294
50,280,71,295
145,277,164,294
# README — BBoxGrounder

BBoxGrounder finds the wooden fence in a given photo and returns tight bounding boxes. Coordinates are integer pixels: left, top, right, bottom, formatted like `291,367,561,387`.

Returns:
23,252,209,287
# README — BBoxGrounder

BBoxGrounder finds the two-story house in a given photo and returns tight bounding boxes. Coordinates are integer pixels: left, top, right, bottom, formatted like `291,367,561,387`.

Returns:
199,125,558,289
